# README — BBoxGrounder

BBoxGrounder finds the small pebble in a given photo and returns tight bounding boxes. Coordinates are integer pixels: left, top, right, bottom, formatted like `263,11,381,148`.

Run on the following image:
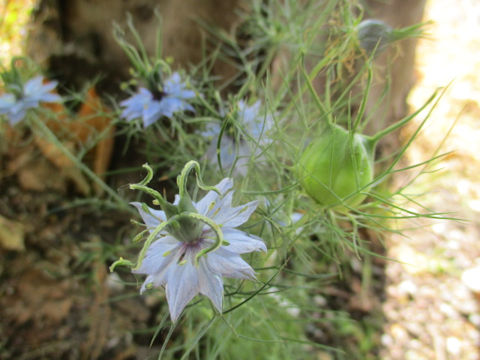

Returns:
462,266,480,292
446,336,462,355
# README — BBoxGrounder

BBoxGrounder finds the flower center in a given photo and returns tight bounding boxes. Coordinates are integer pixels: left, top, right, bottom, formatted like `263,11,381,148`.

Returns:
151,89,167,100
177,233,208,263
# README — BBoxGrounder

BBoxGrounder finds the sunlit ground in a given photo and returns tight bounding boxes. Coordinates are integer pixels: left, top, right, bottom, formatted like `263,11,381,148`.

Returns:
381,0,480,358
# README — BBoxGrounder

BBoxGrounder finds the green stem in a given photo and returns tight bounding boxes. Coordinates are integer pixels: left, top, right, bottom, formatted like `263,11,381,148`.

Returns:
390,21,431,42
129,163,171,212
138,163,154,185
129,183,170,210
368,89,440,143
31,114,128,209
353,66,373,132
133,215,180,271
216,115,230,176
110,257,135,272
177,160,220,198
177,160,198,198
300,60,329,116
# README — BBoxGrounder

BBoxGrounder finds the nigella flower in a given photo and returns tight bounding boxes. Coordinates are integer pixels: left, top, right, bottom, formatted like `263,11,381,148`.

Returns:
203,123,250,176
131,177,266,322
237,100,274,146
0,75,62,125
158,72,195,118
120,72,195,128
119,87,163,128
202,99,273,175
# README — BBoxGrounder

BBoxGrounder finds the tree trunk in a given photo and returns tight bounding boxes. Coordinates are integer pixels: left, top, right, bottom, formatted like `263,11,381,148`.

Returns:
363,0,427,150
27,0,246,92
27,0,425,134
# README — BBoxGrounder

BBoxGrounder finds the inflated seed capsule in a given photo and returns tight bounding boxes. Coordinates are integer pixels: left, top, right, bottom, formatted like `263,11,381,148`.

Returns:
297,123,374,212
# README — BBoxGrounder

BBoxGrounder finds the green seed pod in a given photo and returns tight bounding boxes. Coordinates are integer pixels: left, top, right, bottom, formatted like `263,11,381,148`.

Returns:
297,124,374,211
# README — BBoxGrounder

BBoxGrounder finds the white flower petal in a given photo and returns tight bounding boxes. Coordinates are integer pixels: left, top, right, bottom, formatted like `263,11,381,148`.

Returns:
130,202,166,231
119,94,141,109
141,100,163,127
165,260,199,322
237,99,274,146
207,135,237,169
138,262,174,293
8,109,27,125
155,72,195,119
157,97,177,118
220,136,236,165
120,88,157,124
133,238,179,275
195,178,233,216
211,200,258,228
165,72,181,89
172,195,180,205
222,228,266,254
0,94,16,111
39,80,58,94
18,98,38,111
203,191,232,218
139,274,155,293
206,248,256,280
177,89,195,100
195,178,257,227
204,135,251,176
39,92,62,103
158,95,194,118
23,76,44,94
198,259,223,312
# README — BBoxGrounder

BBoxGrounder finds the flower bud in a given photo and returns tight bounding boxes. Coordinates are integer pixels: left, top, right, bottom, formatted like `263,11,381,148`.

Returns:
357,19,393,54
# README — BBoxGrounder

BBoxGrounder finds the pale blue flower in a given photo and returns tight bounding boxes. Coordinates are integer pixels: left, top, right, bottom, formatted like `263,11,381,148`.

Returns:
158,72,195,118
237,100,274,145
201,121,235,169
120,72,195,128
204,129,250,176
120,87,163,128
131,178,266,322
202,100,273,174
0,75,62,125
